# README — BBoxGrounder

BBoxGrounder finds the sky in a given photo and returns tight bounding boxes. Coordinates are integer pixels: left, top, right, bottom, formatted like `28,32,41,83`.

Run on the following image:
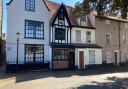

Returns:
2,0,83,33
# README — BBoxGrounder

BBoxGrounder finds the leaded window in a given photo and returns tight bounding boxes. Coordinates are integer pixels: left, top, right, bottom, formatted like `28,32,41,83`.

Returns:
55,28,65,40
25,20,44,39
25,0,35,11
25,44,44,63
54,49,69,60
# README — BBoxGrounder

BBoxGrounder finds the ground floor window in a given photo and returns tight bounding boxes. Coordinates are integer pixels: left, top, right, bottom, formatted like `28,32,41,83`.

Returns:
25,44,44,63
89,50,95,64
54,49,69,60
106,52,112,63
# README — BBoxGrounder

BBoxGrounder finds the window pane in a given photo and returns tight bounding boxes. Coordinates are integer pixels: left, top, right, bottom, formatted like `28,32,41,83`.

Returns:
89,50,95,64
25,20,44,39
55,28,65,40
86,31,91,43
106,34,111,43
25,45,44,63
76,30,81,42
25,0,35,11
25,45,34,62
54,49,69,60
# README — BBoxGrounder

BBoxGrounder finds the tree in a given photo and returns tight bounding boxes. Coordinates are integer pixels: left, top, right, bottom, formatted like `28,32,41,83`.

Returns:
73,0,128,19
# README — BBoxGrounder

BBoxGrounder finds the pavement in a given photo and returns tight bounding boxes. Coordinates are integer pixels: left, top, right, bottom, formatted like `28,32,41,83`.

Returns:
0,66,128,89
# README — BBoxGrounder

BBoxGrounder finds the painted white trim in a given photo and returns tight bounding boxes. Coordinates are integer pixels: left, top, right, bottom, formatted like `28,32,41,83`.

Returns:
78,49,85,69
105,33,112,43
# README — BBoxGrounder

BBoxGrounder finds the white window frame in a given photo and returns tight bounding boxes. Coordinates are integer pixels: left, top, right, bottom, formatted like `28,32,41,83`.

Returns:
106,52,112,63
89,50,95,64
76,30,81,42
105,33,111,43
86,31,91,43
122,35,127,44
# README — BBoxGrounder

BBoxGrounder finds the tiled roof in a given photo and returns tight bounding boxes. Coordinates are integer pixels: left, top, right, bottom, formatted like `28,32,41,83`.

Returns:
44,0,78,26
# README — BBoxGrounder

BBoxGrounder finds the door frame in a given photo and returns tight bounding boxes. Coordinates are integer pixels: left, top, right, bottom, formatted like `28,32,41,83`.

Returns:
78,49,85,69
114,50,120,65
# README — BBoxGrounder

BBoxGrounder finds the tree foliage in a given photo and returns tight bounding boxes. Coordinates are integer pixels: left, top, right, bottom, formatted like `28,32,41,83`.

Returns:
73,0,128,19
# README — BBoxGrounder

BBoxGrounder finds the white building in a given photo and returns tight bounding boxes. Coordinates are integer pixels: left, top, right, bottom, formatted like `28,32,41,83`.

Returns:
6,0,102,70
6,0,50,64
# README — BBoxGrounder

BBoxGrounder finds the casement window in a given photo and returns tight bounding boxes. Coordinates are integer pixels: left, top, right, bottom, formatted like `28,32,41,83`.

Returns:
76,30,81,42
25,44,44,63
25,0,35,11
54,49,69,60
80,16,87,26
106,52,112,63
89,50,95,64
122,35,127,44
105,33,111,43
25,20,44,39
55,28,65,40
86,31,91,43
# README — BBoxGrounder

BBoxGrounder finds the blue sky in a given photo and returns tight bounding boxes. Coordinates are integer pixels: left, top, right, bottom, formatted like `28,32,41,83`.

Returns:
2,0,83,33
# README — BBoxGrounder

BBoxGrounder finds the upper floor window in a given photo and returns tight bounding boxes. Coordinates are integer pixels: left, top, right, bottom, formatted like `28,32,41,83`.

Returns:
105,33,111,43
80,16,87,25
25,0,35,11
55,28,65,40
122,35,127,44
76,30,81,42
86,31,91,43
25,20,44,39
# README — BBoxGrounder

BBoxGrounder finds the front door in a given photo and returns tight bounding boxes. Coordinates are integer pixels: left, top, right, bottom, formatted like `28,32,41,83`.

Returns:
115,52,118,65
79,51,84,69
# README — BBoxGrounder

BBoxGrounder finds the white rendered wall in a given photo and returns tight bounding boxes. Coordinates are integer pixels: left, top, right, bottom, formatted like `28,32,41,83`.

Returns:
75,48,102,69
7,0,50,64
71,27,95,44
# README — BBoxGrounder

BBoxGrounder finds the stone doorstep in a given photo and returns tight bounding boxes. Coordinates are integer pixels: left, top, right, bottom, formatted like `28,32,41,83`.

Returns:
0,77,16,88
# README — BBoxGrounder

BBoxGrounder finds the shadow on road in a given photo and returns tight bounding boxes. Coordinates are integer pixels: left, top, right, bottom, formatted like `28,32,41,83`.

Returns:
74,77,128,89
0,66,128,84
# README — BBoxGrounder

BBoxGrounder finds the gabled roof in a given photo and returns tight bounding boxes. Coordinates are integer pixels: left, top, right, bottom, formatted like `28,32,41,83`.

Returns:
51,3,72,26
44,0,78,26
44,0,95,29
6,0,50,11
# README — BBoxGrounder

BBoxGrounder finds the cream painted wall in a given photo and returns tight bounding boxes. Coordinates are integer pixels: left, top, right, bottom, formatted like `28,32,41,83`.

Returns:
71,27,95,44
75,48,102,69
7,0,50,63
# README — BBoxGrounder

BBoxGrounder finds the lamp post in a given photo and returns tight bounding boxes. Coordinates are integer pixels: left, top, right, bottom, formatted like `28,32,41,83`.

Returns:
16,32,20,64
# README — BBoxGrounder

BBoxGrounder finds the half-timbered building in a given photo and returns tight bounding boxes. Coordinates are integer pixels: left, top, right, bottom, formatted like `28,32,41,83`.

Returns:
47,2,103,69
6,0,103,71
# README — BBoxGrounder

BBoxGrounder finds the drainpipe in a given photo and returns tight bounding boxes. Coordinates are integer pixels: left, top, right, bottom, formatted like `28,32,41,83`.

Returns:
118,21,121,65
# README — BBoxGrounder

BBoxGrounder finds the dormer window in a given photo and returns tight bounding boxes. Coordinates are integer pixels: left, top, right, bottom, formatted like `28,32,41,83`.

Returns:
80,16,87,26
25,0,35,11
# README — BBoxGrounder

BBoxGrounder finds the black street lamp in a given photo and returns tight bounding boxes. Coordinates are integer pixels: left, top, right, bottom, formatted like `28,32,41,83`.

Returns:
16,32,20,64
